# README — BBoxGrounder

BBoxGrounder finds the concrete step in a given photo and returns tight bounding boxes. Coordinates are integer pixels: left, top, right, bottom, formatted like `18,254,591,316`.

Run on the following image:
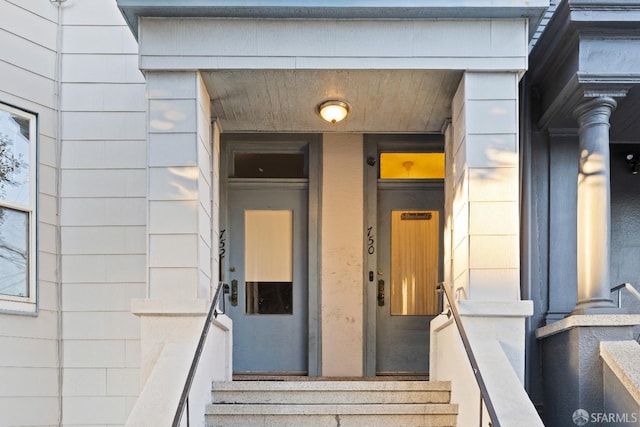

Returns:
208,415,456,427
211,380,452,404
207,380,457,426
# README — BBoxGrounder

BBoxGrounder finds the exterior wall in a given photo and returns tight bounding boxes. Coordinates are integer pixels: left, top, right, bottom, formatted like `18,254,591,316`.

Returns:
0,1,61,425
520,124,550,406
0,1,551,424
610,143,640,345
58,1,146,425
321,133,364,376
611,143,640,297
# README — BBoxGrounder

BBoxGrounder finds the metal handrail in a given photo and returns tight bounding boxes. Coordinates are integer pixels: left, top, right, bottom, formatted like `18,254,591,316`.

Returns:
612,283,640,307
172,282,227,427
437,282,500,427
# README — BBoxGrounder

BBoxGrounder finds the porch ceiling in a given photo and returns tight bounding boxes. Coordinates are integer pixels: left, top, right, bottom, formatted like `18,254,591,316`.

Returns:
201,69,463,133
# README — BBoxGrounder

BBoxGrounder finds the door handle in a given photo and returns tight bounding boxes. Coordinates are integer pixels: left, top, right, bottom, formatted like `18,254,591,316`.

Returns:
377,279,385,306
230,279,238,306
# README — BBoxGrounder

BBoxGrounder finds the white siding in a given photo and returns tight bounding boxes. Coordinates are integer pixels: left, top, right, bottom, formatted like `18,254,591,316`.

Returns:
0,1,60,426
450,72,521,301
139,18,529,72
58,0,146,426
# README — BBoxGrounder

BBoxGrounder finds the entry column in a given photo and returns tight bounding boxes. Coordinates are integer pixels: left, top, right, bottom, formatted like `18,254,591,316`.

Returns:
131,71,227,386
432,71,537,426
572,96,617,314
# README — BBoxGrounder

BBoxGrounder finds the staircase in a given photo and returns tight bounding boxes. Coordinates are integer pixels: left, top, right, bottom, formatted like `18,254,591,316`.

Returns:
206,379,458,426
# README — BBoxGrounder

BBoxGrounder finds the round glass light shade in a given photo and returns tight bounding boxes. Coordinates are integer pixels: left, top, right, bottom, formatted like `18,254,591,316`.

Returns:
318,100,350,124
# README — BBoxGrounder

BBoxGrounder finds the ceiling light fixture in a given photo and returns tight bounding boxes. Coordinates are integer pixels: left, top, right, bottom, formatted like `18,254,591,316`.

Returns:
318,100,350,124
626,153,639,175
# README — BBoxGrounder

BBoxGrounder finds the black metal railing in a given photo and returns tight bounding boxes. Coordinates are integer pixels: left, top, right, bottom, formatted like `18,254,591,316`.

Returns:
172,281,228,427
437,282,500,427
612,283,640,308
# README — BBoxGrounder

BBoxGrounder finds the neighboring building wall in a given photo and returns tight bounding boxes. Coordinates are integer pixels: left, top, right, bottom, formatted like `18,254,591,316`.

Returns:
58,1,146,425
0,1,61,425
610,143,640,337
321,133,364,376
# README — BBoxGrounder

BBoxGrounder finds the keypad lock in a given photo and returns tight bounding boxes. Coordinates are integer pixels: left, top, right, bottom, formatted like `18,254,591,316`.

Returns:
377,279,385,306
230,279,238,307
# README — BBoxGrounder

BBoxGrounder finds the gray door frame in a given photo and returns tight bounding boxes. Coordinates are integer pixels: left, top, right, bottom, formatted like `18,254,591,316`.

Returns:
220,133,322,376
363,134,445,377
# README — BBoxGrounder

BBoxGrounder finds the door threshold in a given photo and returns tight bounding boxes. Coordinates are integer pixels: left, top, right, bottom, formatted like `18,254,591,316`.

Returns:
233,373,429,381
233,372,308,381
375,373,430,381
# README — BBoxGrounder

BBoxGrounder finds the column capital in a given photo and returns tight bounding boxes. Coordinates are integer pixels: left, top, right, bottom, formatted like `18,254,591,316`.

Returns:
573,96,617,128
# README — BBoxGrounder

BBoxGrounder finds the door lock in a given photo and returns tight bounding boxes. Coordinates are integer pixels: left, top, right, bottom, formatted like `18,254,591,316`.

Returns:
377,279,385,306
230,279,238,306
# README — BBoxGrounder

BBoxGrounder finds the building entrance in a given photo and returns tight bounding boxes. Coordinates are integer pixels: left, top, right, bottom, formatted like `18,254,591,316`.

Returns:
365,138,445,375
222,139,311,374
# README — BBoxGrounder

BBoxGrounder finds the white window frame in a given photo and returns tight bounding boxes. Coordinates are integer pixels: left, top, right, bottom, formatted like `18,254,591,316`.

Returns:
0,102,37,314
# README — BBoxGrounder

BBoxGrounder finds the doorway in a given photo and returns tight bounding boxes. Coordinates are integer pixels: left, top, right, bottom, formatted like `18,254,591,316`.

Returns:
365,136,445,376
221,135,320,375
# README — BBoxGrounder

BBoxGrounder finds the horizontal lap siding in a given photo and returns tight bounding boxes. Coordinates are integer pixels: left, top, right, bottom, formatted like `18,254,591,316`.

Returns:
0,1,60,426
59,0,146,426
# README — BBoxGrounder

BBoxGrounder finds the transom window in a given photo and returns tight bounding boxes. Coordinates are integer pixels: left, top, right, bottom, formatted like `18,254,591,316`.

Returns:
380,152,445,179
233,152,306,178
0,102,37,314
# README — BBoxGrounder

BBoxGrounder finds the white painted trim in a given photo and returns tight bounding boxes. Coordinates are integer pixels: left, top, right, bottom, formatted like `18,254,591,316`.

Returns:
0,102,38,314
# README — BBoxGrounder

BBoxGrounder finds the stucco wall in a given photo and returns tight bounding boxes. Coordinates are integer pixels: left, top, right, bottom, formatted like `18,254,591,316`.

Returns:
321,133,364,376
611,143,640,322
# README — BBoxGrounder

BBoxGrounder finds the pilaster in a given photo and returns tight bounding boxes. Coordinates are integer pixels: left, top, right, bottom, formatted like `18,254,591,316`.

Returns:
449,71,521,302
436,71,532,402
546,129,579,323
132,71,220,386
145,71,214,301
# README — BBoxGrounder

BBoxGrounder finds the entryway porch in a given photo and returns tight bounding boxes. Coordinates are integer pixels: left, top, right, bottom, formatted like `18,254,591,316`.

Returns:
116,2,549,426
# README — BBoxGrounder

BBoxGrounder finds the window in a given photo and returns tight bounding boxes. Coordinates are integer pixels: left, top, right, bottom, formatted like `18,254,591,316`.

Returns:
244,210,294,315
380,152,445,179
0,103,37,313
390,210,440,316
233,152,306,178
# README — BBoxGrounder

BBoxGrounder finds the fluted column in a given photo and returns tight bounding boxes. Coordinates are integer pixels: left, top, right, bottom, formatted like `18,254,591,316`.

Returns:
572,96,617,314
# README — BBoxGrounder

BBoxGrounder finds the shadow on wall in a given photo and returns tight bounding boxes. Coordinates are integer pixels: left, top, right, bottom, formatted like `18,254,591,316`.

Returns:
610,143,640,339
